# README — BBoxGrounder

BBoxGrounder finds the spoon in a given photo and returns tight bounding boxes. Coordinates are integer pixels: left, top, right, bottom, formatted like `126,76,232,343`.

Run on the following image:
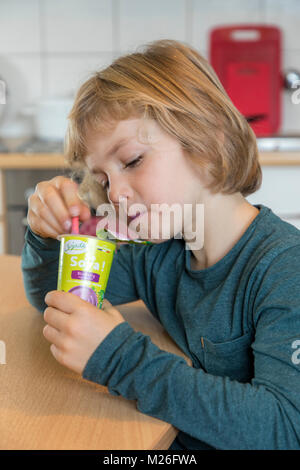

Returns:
71,216,79,234
96,228,153,245
71,215,152,244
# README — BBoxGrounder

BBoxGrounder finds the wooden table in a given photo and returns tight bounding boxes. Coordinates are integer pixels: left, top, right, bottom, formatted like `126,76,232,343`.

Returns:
0,255,190,450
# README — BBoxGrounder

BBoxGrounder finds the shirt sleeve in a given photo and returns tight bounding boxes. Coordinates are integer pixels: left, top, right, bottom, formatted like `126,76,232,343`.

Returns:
82,244,300,450
21,227,60,312
21,227,139,313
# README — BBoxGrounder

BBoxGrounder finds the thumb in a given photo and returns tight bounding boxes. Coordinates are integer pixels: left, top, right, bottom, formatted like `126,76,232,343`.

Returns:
101,298,112,308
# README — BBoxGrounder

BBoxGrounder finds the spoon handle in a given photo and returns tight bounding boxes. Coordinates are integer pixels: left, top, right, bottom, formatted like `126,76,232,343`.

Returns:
96,228,152,245
71,216,79,234
117,239,153,245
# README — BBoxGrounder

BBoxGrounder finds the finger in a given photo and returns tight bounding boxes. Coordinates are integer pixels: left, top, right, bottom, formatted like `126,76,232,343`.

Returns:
43,324,64,348
46,179,90,228
44,306,70,331
54,177,91,222
101,298,112,309
37,184,73,232
28,211,62,239
45,290,91,314
50,343,65,365
53,178,83,218
80,205,92,223
30,197,66,234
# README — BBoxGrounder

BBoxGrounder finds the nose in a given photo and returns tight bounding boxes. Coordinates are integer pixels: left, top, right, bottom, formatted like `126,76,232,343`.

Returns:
106,173,133,209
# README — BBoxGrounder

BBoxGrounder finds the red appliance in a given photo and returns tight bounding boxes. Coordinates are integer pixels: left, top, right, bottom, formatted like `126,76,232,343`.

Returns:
209,25,282,136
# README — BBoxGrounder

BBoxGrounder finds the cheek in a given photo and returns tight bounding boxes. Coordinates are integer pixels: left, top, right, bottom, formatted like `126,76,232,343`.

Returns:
143,165,185,204
136,211,181,242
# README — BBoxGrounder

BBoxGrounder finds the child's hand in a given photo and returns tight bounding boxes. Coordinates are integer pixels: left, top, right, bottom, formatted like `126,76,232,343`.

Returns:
43,291,125,374
27,176,91,239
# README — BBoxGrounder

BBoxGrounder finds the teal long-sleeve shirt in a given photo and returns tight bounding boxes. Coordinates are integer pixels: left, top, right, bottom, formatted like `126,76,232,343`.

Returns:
21,204,300,450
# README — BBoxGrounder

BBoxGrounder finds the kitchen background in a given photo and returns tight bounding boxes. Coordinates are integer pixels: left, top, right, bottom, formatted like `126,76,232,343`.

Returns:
0,0,300,254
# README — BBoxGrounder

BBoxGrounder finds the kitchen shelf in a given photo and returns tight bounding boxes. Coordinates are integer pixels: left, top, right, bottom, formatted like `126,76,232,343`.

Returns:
0,151,300,168
0,153,67,169
258,152,300,166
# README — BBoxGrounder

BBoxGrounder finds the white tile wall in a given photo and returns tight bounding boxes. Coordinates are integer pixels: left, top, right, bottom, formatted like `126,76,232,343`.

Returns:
0,54,42,137
3,55,42,106
191,0,264,55
282,50,300,133
0,0,40,54
247,166,300,215
0,0,299,137
43,53,114,97
246,166,300,231
42,0,114,53
119,0,186,53
265,0,300,51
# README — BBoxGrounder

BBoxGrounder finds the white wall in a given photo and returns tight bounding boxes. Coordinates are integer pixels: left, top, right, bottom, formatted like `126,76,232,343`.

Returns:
0,0,300,137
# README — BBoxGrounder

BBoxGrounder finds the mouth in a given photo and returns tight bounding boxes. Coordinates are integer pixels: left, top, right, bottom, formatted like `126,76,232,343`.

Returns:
128,211,145,222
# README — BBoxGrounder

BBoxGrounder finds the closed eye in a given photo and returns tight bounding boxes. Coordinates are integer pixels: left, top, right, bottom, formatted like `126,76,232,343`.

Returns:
99,155,143,190
125,155,143,169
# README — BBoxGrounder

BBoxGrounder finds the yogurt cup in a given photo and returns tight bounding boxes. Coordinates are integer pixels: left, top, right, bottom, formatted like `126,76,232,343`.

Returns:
57,234,116,308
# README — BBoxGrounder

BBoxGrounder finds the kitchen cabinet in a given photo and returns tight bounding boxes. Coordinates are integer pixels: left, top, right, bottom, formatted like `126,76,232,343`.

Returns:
0,151,66,255
0,151,300,255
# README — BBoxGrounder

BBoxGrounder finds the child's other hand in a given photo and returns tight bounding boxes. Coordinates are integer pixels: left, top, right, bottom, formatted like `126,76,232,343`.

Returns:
27,176,91,239
43,291,125,374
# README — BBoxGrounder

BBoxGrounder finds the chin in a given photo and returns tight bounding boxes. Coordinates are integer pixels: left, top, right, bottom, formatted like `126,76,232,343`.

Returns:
142,229,182,244
147,237,169,244
131,213,182,243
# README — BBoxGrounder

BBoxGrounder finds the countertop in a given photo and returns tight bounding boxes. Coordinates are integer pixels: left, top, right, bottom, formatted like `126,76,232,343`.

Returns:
1,137,300,168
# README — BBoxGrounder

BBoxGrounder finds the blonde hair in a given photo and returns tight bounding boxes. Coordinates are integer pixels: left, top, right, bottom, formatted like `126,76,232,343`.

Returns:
65,39,262,208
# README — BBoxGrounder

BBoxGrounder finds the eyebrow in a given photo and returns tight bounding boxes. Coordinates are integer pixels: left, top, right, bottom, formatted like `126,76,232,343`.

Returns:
107,137,132,158
90,137,132,174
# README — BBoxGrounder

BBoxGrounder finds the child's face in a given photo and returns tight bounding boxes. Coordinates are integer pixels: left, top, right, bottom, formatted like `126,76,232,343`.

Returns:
85,118,205,242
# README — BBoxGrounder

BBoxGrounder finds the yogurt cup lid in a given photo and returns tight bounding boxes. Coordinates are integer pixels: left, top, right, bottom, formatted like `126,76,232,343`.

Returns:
57,233,116,245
